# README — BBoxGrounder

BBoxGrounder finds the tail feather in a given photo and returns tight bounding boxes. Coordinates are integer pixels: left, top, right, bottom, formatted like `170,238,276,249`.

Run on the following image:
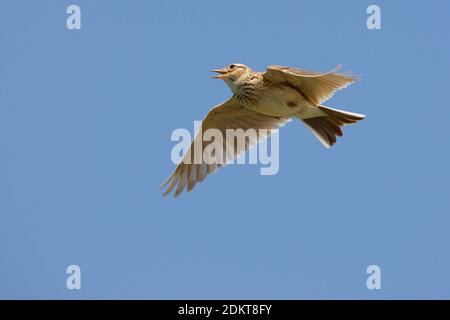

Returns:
302,105,365,148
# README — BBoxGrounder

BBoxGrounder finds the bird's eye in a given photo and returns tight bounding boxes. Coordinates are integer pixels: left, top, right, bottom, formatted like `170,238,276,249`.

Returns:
229,64,235,69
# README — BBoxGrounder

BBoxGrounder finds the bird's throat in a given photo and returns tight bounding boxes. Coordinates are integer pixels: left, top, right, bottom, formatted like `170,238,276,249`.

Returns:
224,78,240,94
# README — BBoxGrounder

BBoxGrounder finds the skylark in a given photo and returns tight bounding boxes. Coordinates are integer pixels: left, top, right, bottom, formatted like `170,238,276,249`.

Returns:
161,63,365,197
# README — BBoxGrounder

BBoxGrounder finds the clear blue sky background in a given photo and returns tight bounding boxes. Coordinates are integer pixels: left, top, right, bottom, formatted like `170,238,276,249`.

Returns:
1,0,449,299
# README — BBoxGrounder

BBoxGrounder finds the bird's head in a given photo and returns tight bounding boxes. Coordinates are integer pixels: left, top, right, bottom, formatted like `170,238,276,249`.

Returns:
211,63,252,91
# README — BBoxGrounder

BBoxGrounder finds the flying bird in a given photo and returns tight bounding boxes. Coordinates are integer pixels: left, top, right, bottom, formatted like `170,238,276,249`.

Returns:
161,63,365,197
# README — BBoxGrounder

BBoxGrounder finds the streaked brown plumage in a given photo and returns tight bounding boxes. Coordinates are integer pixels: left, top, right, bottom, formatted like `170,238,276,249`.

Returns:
161,63,365,197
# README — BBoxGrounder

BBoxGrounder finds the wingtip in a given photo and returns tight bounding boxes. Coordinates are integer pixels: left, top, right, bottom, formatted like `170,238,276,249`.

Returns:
159,175,172,190
162,188,171,197
349,73,361,82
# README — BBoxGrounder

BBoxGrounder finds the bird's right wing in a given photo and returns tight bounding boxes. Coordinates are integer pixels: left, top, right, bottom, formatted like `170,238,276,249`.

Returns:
160,97,290,197
263,65,358,106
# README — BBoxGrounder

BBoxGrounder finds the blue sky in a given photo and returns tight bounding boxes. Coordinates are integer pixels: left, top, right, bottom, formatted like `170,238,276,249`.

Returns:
1,0,450,299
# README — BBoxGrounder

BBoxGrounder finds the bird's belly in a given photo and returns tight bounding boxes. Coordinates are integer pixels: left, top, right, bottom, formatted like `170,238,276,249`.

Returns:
249,88,307,117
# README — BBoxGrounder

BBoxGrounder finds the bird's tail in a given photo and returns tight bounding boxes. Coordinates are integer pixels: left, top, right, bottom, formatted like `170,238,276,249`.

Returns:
300,105,365,148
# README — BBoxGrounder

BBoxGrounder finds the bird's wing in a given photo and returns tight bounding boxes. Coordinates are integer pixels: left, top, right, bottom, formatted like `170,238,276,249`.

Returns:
263,65,358,106
160,97,290,197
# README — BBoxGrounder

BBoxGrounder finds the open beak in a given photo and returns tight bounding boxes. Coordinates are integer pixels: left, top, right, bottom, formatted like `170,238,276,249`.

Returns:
211,68,228,79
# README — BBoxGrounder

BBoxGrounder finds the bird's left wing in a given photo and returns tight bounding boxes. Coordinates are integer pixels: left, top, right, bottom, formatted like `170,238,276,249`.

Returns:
263,65,358,106
160,97,289,197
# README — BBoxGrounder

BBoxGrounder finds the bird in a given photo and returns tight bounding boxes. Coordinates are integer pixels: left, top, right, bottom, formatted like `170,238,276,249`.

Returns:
161,63,365,197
